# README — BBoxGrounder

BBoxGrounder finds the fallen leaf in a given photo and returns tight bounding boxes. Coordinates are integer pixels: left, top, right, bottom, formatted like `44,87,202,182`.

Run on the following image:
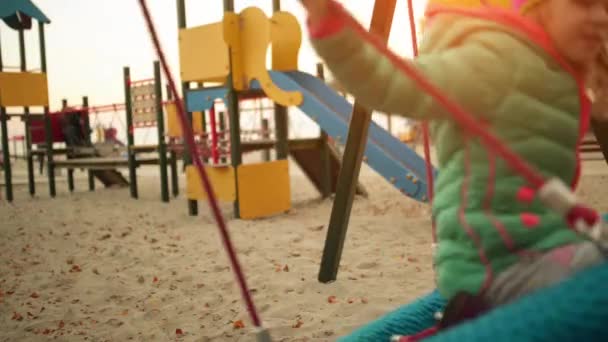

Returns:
347,298,354,304
12,312,23,321
58,321,65,329
175,328,183,335
283,265,289,272
327,296,338,304
121,309,129,316
233,320,245,329
153,276,159,283
361,298,369,304
407,257,418,263
30,292,39,299
292,320,304,328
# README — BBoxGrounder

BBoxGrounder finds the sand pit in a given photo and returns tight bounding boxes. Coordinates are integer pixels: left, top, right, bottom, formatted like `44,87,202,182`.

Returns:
0,158,606,341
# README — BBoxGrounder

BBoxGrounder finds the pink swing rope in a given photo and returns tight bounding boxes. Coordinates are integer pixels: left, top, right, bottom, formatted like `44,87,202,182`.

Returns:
136,0,263,329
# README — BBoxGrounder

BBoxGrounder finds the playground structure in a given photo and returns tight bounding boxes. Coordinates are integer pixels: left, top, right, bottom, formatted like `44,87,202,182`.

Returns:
0,0,50,202
175,0,436,220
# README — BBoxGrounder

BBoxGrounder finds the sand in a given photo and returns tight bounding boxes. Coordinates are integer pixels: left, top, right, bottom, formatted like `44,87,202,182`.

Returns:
1,155,607,342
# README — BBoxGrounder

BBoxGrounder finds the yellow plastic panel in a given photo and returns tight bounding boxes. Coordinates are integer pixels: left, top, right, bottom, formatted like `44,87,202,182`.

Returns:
165,102,181,138
192,111,204,135
0,72,49,107
179,23,230,83
270,11,302,71
186,164,236,201
237,160,290,219
223,12,245,90
224,7,303,107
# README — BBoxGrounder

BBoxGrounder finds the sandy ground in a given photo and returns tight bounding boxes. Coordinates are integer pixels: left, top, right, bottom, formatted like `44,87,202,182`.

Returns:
0,154,607,342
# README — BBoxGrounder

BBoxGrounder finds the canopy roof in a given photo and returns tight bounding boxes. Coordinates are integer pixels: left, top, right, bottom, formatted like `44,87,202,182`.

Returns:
1,0,50,30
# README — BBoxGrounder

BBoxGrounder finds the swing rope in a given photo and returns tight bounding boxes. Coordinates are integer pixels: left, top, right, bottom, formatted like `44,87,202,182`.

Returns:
136,0,264,331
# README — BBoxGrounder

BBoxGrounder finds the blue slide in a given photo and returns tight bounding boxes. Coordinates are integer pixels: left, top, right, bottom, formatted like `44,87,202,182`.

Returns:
185,70,437,202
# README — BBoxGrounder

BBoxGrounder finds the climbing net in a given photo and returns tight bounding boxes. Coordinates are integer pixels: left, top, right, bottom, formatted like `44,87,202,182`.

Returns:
136,0,603,340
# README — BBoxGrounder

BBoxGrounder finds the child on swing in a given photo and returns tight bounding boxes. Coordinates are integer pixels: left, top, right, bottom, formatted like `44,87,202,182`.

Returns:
299,0,608,326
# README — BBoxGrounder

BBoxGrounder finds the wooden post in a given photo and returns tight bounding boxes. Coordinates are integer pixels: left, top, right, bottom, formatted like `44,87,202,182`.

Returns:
316,63,332,198
124,67,138,199
39,22,55,198
272,0,289,160
83,96,95,191
154,61,170,202
318,0,397,283
177,0,198,215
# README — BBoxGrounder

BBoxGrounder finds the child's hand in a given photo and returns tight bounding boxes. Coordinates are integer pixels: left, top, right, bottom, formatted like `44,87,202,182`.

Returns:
299,0,329,26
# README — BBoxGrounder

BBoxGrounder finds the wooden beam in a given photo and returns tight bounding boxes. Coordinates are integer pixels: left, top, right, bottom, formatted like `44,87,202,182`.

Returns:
318,0,397,284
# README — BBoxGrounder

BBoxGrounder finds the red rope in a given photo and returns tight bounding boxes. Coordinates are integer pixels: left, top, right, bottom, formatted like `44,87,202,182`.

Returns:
136,0,263,329
405,0,437,244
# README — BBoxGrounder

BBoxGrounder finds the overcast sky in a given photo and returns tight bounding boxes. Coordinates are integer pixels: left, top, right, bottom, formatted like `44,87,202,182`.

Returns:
2,0,428,139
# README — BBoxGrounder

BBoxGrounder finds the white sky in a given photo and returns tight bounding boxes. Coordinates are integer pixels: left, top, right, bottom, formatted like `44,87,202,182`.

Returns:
2,0,428,139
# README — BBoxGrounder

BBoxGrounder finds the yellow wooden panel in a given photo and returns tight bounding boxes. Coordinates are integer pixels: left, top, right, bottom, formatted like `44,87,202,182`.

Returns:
237,160,290,219
192,111,204,135
270,11,301,71
0,72,49,107
179,23,230,83
186,164,236,201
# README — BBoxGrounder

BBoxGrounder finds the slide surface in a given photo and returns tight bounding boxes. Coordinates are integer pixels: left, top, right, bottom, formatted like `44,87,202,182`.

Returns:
185,70,437,202
270,70,436,202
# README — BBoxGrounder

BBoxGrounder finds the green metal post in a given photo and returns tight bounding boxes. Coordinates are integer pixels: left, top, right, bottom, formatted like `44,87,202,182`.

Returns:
154,61,170,202
124,67,138,199
272,0,289,160
0,106,11,201
0,28,12,202
82,96,95,191
316,63,332,198
39,22,55,198
166,84,179,197
177,0,198,215
18,27,36,197
63,99,75,193
261,118,270,161
219,112,227,164
318,0,397,283
224,0,242,218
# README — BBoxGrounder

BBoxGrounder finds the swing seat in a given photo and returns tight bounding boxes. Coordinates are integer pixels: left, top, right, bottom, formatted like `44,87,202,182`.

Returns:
340,259,608,341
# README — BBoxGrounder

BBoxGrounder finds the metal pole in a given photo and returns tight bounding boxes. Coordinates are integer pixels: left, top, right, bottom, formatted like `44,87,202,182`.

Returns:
154,61,170,202
219,112,227,164
319,0,397,283
124,67,138,198
39,22,55,198
82,96,95,191
316,63,332,198
272,0,289,160
177,0,198,215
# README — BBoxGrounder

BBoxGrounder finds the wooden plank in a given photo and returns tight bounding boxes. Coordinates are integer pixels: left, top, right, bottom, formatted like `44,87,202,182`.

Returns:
319,0,397,284
53,156,159,169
